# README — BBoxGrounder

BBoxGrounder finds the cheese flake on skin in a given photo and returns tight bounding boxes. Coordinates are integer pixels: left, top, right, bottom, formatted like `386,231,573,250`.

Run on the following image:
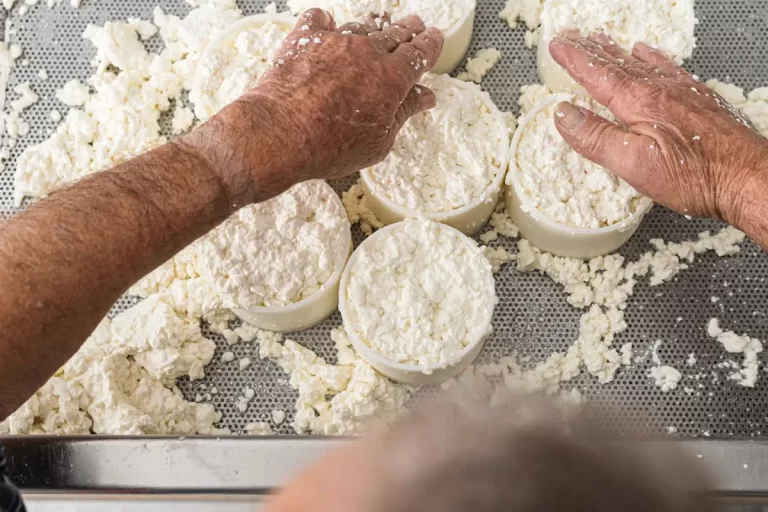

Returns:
539,0,696,64
344,219,497,371
511,90,651,228
0,294,221,435
367,74,507,214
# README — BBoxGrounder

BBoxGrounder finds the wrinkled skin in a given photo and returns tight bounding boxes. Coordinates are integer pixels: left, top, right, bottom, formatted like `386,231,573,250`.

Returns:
191,9,444,205
550,31,768,238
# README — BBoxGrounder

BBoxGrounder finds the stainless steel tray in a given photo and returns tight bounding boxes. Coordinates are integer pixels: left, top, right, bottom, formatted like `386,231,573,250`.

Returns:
1,0,768,496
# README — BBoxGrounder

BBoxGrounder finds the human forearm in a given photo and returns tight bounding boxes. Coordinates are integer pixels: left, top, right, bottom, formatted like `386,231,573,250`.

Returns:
0,135,236,420
0,9,443,420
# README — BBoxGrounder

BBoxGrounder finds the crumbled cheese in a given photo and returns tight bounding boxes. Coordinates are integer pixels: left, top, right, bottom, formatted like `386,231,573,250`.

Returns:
499,0,542,47
484,246,512,274
0,293,220,435
489,209,519,238
198,180,350,309
539,0,696,64
55,79,90,106
687,353,697,367
510,90,650,228
271,409,286,425
343,219,497,371
705,79,768,137
515,226,744,386
479,229,498,244
366,74,507,214
620,343,633,366
245,422,273,435
238,357,252,370
342,181,384,237
235,387,256,413
190,19,290,120
457,48,502,83
286,0,473,31
222,351,235,362
499,0,543,30
650,365,682,392
49,109,61,122
171,105,195,134
707,318,763,387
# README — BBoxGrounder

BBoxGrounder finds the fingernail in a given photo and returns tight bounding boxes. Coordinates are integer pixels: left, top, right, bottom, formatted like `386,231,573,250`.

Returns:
418,90,436,110
555,102,586,131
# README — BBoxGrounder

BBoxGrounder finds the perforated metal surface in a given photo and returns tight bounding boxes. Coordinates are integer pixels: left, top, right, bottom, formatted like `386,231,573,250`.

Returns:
0,0,767,438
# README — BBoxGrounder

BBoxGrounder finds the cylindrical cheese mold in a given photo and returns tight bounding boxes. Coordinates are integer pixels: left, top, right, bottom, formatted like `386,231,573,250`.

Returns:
535,0,697,92
432,4,476,74
191,14,297,120
506,94,653,259
361,75,510,236
232,182,353,334
339,220,495,386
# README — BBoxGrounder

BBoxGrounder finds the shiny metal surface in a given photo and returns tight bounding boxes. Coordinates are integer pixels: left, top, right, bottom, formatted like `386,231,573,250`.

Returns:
3,437,768,495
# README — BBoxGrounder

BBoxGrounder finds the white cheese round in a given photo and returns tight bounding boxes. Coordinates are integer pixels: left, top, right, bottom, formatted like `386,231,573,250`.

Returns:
198,179,351,310
508,91,649,229
286,0,473,32
540,0,696,62
341,219,497,372
537,0,696,91
190,16,293,121
364,74,507,216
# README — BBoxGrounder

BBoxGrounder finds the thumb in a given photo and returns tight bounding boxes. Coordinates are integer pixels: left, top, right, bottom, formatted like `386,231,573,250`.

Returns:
393,85,437,131
554,101,655,188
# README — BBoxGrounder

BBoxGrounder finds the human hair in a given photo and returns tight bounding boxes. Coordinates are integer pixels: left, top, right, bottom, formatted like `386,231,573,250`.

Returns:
374,397,715,512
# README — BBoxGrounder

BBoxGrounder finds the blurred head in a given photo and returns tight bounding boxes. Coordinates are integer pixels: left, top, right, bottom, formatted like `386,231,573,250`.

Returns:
265,397,714,512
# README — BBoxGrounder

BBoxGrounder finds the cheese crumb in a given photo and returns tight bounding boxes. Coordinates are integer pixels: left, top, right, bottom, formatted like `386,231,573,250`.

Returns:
457,48,502,83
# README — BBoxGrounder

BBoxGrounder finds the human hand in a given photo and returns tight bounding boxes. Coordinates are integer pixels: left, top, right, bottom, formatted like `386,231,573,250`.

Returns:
548,31,768,230
193,9,443,205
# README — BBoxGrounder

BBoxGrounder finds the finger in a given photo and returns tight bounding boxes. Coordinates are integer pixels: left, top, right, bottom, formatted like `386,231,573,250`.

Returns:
553,101,657,189
369,16,425,53
631,42,678,71
393,85,436,130
587,32,637,64
293,8,335,34
392,27,444,82
631,42,693,82
549,33,636,118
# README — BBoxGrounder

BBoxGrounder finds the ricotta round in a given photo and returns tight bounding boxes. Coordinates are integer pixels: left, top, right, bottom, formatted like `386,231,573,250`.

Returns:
190,17,292,120
286,0,474,32
342,219,497,371
365,74,507,214
539,0,696,63
198,180,351,310
509,92,649,229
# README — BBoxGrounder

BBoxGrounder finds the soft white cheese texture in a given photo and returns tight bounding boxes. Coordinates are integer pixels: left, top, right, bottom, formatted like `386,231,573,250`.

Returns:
344,219,497,371
457,48,502,83
13,0,243,206
286,0,473,31
190,19,291,120
0,294,220,435
510,89,650,228
199,180,351,309
707,318,764,388
366,74,507,214
539,0,696,63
